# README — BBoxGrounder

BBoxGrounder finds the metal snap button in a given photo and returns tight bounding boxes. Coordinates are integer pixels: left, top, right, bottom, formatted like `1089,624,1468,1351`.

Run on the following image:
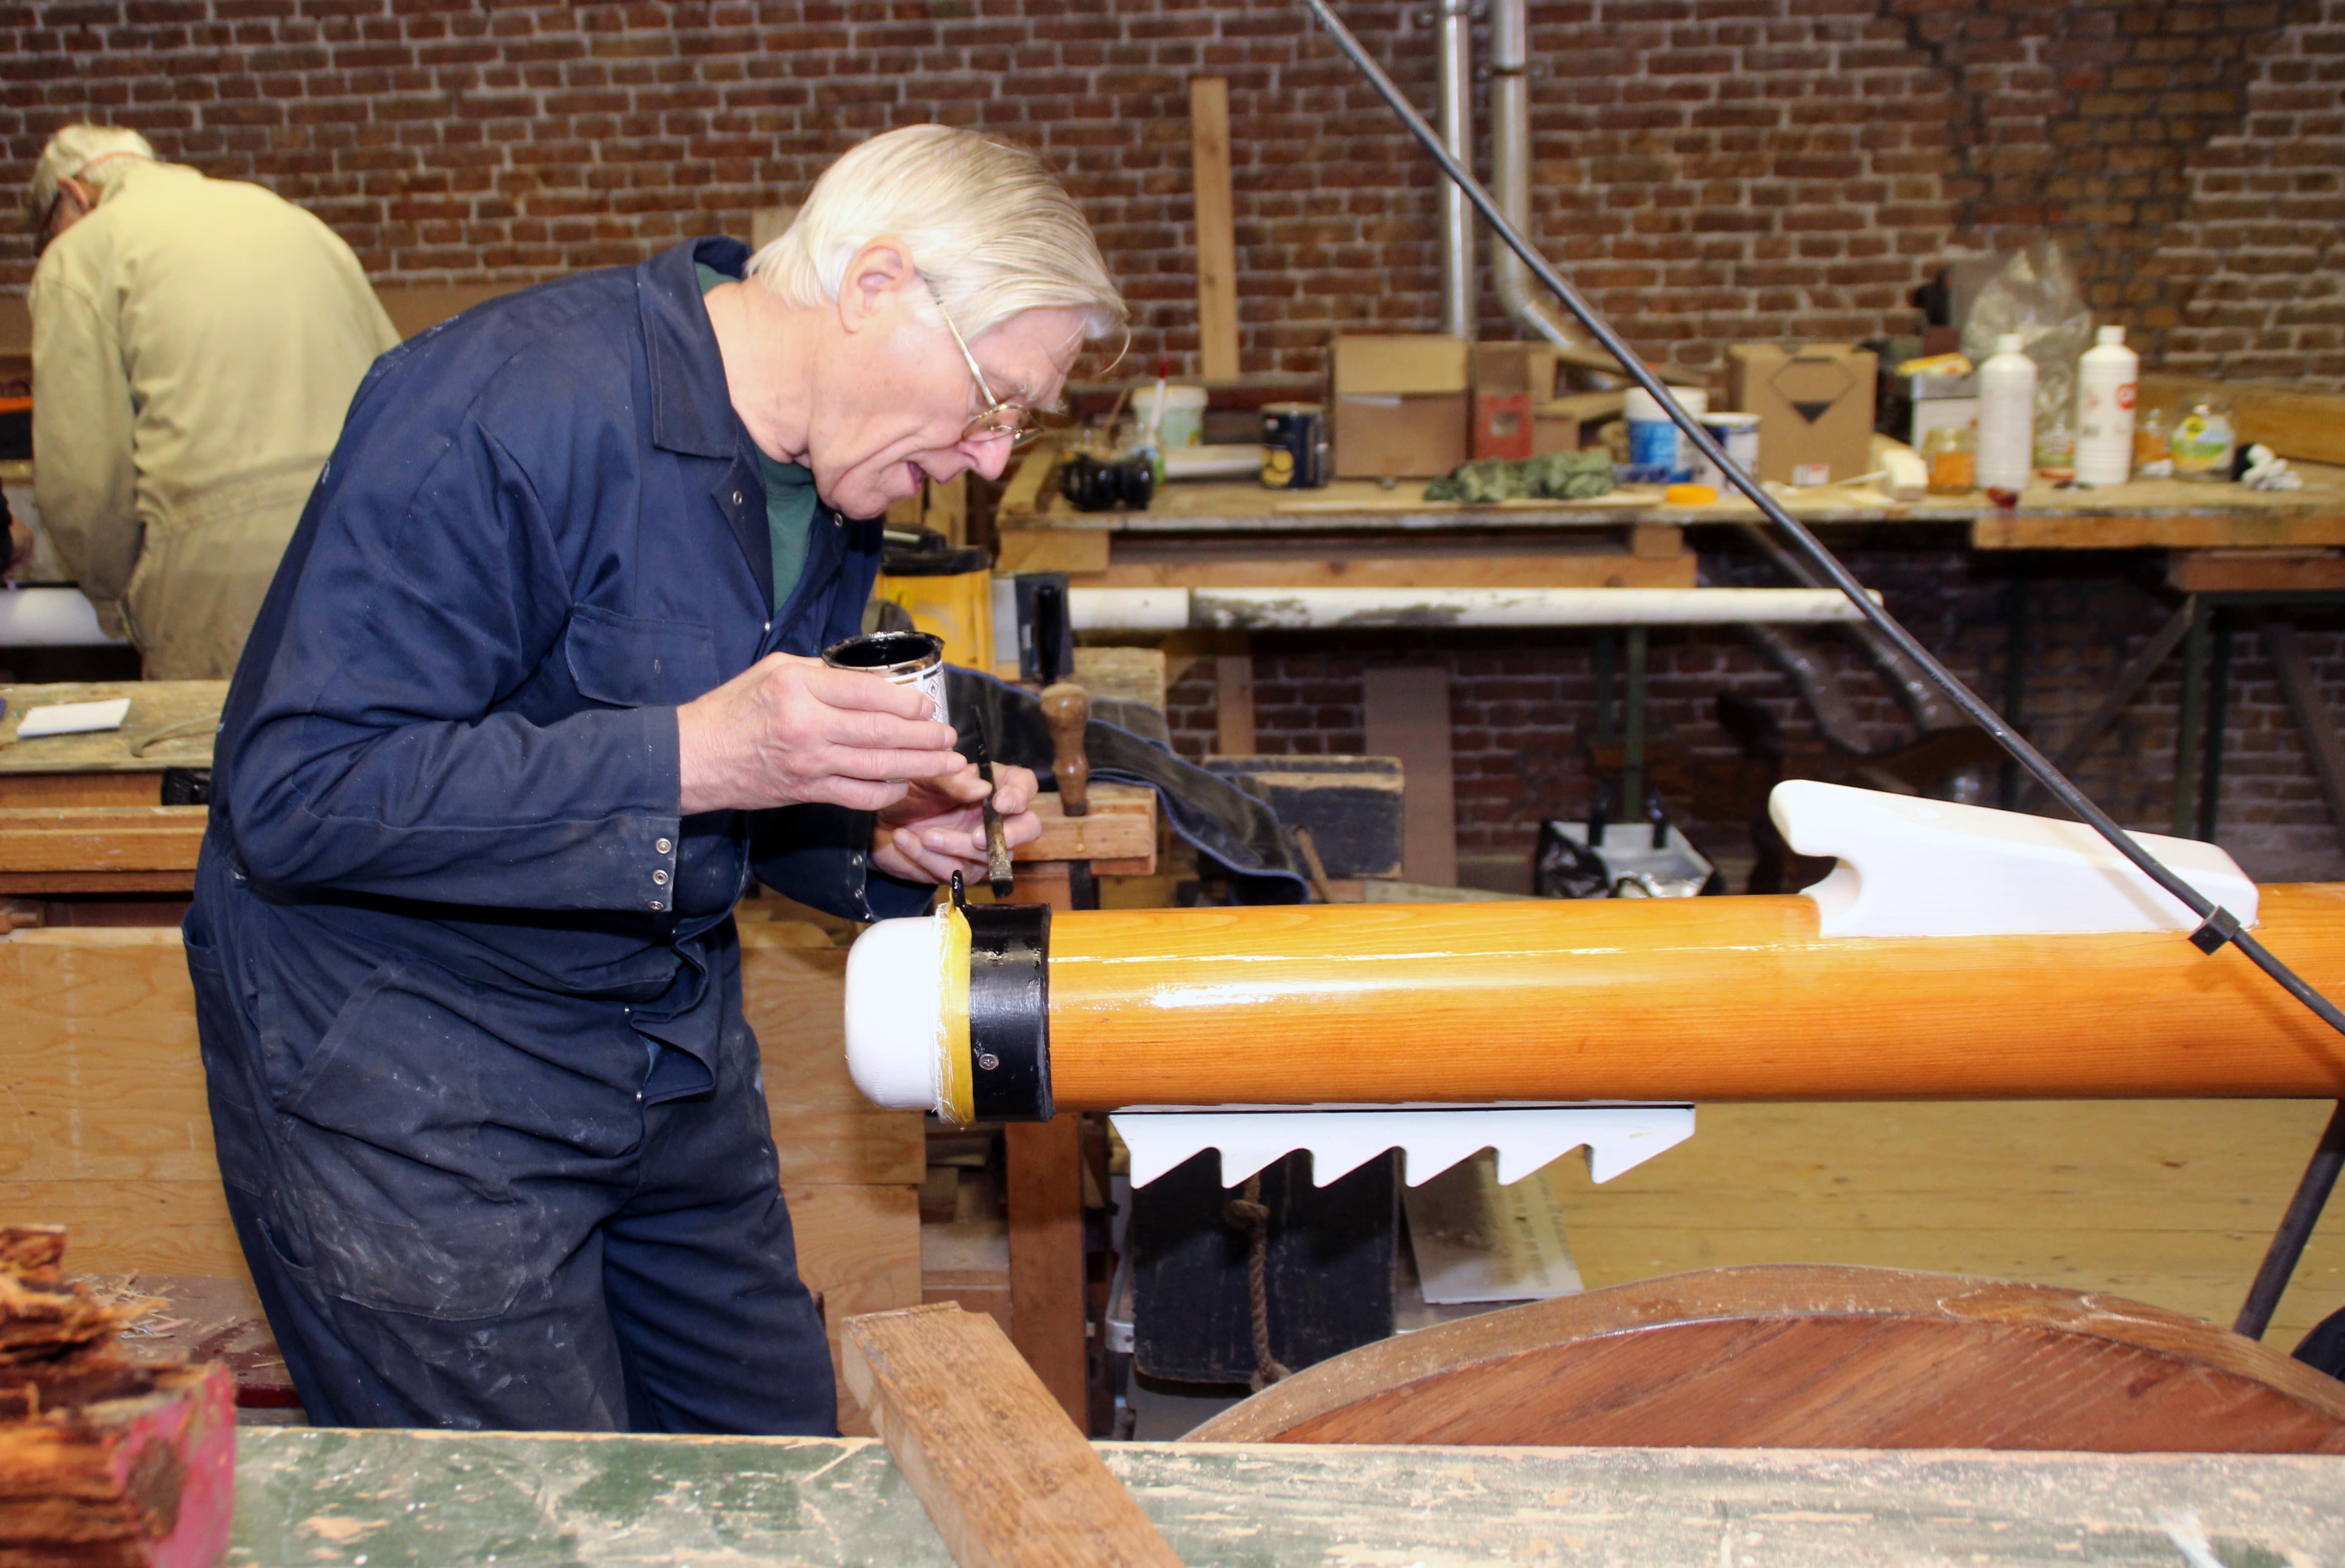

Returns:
656,837,673,855
653,869,669,886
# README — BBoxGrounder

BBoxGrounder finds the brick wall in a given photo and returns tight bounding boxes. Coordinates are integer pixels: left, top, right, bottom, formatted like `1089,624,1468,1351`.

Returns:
4,0,2333,388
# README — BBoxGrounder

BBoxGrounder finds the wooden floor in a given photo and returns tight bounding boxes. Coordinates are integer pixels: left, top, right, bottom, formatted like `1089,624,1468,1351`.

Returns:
1540,1100,2345,1350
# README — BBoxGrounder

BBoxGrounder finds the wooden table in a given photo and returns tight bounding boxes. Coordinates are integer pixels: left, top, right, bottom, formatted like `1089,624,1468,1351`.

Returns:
224,1428,2345,1566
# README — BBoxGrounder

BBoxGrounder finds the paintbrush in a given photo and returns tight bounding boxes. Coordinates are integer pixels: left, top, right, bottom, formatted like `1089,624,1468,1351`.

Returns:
966,726,1014,898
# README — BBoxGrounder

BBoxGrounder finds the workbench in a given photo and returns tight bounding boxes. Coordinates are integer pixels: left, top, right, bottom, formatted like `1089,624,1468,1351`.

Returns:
224,1428,2345,1566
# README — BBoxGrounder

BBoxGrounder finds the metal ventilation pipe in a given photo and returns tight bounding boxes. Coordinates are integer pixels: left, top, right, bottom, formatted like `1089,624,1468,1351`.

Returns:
1434,0,1476,339
1489,0,1599,355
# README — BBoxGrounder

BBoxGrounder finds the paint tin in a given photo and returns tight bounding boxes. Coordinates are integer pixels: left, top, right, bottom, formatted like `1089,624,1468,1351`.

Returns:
821,630,948,722
1260,402,1329,490
1622,385,1708,484
1693,411,1762,490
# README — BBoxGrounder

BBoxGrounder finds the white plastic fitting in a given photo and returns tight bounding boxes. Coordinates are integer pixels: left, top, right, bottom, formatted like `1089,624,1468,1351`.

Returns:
1770,779,2258,939
842,913,943,1111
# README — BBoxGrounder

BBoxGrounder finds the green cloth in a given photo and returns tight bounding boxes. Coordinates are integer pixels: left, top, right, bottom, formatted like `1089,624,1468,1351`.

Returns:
697,261,816,610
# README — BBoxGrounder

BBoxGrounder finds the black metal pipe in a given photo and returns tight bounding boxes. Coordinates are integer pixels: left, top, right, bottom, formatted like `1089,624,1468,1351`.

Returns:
2235,1101,2345,1340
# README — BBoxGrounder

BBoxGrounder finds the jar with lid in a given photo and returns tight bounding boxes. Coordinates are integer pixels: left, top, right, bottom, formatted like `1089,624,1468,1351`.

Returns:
2132,406,2174,478
1921,424,1977,495
2169,399,2237,482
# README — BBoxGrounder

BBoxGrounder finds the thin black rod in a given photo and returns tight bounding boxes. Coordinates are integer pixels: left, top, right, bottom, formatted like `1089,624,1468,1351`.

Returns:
2234,1100,2345,1340
1299,0,2345,1051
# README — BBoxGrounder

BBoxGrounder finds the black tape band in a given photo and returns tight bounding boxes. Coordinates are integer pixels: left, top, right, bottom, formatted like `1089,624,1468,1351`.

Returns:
966,903,1053,1120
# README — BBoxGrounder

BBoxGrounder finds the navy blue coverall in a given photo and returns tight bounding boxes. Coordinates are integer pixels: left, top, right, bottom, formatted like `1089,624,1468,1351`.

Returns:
184,237,935,1432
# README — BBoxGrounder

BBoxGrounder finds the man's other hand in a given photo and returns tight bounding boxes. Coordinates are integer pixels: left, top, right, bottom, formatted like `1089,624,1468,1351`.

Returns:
677,654,964,815
871,759,1042,885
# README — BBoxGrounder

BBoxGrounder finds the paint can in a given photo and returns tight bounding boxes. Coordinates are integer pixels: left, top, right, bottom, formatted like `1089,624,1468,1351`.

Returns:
1692,411,1762,490
1622,385,1708,484
821,630,948,722
1260,402,1329,489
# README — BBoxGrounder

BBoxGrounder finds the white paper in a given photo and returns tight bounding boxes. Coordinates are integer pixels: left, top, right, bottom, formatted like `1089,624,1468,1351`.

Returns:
1403,1150,1585,1305
14,697,131,738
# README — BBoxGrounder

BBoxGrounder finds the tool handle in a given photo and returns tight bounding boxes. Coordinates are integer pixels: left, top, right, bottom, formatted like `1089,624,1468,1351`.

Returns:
1040,681,1091,818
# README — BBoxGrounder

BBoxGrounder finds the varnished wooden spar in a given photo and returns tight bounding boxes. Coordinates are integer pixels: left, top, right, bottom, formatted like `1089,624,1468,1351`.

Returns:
1042,885,2345,1110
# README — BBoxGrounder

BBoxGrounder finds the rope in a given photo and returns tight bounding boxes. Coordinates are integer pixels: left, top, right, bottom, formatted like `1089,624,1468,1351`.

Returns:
1223,1174,1292,1392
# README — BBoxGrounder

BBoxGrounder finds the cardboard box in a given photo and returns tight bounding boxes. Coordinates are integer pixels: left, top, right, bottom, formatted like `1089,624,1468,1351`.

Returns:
1333,335,1471,479
1471,342,1554,461
1727,343,1879,486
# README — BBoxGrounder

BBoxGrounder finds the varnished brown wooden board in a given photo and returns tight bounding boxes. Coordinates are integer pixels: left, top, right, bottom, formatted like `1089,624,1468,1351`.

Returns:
2168,548,2345,593
0,680,225,774
2140,372,2345,466
1016,784,1155,872
0,773,164,807
0,804,207,872
226,1428,2345,1566
842,1304,1183,1568
1189,1263,2345,1452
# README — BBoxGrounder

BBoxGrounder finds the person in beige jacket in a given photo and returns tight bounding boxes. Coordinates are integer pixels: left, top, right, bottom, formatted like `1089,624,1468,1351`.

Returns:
28,125,399,678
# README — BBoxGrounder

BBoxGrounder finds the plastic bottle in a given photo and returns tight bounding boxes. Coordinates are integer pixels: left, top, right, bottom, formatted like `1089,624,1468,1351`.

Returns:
2073,325,2139,487
1975,333,2037,492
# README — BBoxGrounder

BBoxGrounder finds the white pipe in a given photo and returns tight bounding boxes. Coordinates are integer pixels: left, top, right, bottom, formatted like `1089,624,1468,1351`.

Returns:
1435,0,1476,340
1069,585,1871,631
1490,0,1599,358
0,587,125,647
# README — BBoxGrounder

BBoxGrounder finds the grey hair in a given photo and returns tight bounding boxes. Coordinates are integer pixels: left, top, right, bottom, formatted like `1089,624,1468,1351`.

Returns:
747,125,1127,347
29,124,156,224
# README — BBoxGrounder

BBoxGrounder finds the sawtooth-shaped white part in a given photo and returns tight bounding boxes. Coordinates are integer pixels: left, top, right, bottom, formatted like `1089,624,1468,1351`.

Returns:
1109,1106,1696,1190
1770,779,2258,939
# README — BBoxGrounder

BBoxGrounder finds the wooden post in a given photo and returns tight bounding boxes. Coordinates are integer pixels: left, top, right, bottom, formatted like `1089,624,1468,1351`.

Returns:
1362,665,1457,887
1006,861,1091,1429
1213,651,1255,755
842,1304,1182,1568
1188,77,1240,381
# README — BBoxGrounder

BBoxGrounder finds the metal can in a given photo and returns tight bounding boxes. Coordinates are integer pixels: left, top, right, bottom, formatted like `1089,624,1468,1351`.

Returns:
821,630,948,722
1693,411,1762,490
1260,402,1329,490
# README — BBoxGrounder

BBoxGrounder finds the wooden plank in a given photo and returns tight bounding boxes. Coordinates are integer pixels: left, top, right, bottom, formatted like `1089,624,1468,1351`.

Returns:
1072,551,1695,589
2141,372,2345,466
1213,653,1254,753
740,929,925,1187
0,871,195,894
1188,77,1240,382
1362,665,1457,887
1631,522,1683,560
842,1303,1183,1568
2264,619,2345,851
1004,1120,1087,1430
789,1182,924,1438
2170,549,2345,593
1016,784,1154,871
0,774,161,807
0,804,206,872
223,1428,2345,1567
997,529,1112,574
996,445,1061,523
1973,510,2345,550
0,681,224,774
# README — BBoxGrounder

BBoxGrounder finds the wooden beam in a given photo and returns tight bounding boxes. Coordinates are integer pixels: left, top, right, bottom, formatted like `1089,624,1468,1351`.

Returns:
1188,78,1240,382
0,805,205,872
2263,619,2345,853
841,1304,1182,1568
1214,653,1254,754
1363,665,1457,887
1016,784,1155,875
996,529,1111,575
1972,511,2345,551
2170,549,2345,594
1071,551,1695,590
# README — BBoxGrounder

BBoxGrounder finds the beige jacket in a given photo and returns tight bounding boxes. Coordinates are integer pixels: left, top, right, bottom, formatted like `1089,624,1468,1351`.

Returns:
30,161,399,678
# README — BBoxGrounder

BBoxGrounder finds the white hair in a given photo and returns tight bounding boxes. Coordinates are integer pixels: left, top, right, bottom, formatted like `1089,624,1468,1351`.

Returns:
748,125,1127,347
29,124,156,222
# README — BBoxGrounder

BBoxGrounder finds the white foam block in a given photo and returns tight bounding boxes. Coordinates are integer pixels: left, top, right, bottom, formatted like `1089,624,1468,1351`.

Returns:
13,697,131,739
1771,778,2257,938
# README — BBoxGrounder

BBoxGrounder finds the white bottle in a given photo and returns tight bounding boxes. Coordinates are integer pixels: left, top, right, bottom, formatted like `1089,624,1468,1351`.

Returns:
1975,333,2037,492
2073,325,2139,486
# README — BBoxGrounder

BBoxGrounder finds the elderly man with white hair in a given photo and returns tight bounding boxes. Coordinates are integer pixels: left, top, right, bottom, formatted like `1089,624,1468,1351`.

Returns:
186,125,1125,1432
27,124,397,676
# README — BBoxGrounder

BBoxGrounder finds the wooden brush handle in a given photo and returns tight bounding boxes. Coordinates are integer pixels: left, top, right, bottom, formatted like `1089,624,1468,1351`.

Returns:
1040,682,1090,818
